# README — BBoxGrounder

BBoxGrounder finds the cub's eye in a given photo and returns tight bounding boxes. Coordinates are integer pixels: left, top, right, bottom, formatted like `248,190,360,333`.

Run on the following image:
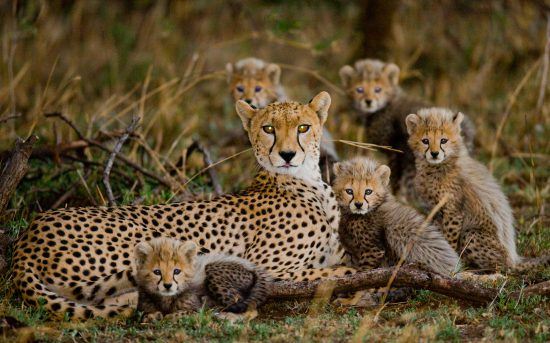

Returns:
297,124,310,133
153,269,161,276
254,85,262,92
173,268,181,275
421,138,429,145
365,189,373,195
440,138,448,144
374,86,382,93
236,85,244,92
356,87,364,94
262,125,275,134
345,189,353,195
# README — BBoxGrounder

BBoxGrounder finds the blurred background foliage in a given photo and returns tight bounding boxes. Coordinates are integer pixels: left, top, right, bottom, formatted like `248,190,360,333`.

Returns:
0,0,548,227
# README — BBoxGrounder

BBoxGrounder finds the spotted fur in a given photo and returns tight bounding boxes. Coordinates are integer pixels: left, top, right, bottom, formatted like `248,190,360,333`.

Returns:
406,107,549,273
333,157,460,275
12,92,353,320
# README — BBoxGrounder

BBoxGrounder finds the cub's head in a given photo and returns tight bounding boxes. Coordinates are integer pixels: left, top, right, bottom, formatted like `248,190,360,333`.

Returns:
134,238,197,297
332,157,390,214
236,91,331,181
339,59,400,114
406,108,465,165
226,57,282,108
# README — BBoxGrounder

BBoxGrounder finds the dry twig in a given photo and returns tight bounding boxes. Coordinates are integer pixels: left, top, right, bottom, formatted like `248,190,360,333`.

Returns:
103,116,140,206
0,112,21,124
0,135,38,215
186,140,222,195
537,13,550,113
44,112,173,189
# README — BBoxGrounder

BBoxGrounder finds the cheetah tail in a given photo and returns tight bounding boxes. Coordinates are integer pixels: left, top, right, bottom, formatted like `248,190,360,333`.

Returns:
226,269,271,313
386,223,461,276
511,254,550,274
14,264,134,321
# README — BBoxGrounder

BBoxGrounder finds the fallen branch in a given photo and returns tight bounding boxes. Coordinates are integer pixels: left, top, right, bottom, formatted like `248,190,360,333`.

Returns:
269,267,498,306
103,116,140,206
0,113,21,124
0,135,38,215
44,112,173,189
186,140,222,195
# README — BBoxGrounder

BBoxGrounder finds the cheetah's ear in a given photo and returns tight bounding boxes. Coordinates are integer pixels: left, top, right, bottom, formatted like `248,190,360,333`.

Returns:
308,91,331,125
178,241,197,264
235,100,257,132
265,63,281,85
405,113,419,135
225,63,234,84
375,164,391,187
134,241,153,267
333,162,343,176
382,63,400,86
453,112,464,129
339,65,355,88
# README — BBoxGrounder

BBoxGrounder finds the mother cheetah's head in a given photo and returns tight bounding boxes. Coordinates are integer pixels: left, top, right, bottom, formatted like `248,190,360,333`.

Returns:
235,91,331,181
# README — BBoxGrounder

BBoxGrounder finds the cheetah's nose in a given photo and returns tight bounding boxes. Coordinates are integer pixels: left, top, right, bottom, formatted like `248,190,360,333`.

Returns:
279,151,296,163
354,202,363,208
245,99,253,104
163,283,172,290
430,151,439,158
365,99,372,106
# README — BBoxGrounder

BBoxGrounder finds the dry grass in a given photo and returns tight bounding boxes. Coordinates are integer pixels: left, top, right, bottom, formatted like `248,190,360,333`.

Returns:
0,0,548,341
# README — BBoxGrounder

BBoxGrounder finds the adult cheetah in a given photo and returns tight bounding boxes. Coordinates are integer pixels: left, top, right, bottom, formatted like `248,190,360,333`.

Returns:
12,92,353,320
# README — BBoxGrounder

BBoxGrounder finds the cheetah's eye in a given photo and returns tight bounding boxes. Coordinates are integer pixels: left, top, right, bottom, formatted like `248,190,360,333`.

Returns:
345,189,353,195
236,85,244,92
173,268,181,275
356,87,364,94
255,85,262,92
440,138,448,144
374,86,382,93
262,125,275,134
153,269,161,276
297,124,310,134
422,138,429,145
365,189,373,195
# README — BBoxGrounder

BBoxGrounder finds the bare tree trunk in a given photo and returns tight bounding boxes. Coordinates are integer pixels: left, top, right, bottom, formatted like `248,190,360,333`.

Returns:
353,0,399,60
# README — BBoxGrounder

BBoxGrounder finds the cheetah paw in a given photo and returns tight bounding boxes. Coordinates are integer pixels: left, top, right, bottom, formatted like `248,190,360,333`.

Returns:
143,311,164,323
215,310,258,323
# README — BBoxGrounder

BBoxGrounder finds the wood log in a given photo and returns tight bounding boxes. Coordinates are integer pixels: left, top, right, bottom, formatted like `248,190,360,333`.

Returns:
269,267,499,305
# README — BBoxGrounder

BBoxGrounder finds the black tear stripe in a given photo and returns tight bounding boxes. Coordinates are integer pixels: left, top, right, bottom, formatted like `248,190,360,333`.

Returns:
296,131,305,153
268,131,277,156
440,143,446,154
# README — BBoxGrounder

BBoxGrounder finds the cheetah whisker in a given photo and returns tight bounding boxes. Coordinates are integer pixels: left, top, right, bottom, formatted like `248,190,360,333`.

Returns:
335,139,403,153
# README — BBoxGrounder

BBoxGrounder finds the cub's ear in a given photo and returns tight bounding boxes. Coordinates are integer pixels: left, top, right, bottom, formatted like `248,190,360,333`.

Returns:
178,241,197,264
453,112,464,129
332,162,343,176
339,65,355,88
383,63,400,86
375,164,391,187
134,241,152,267
308,91,331,125
265,63,281,85
405,113,419,135
225,63,234,83
235,100,257,132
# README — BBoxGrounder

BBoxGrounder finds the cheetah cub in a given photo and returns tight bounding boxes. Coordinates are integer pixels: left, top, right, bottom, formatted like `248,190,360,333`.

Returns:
135,238,270,321
339,59,475,196
227,57,338,180
332,157,460,276
406,108,549,273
